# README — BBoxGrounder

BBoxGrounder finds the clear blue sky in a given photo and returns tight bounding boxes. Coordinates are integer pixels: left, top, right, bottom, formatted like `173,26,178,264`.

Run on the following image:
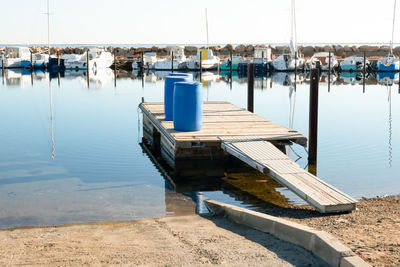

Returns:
0,0,398,45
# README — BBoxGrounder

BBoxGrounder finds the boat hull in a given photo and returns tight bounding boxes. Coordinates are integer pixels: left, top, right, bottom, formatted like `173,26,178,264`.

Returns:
377,63,400,72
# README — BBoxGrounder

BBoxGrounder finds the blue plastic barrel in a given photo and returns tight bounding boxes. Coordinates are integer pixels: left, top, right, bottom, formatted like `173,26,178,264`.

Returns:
173,82,203,131
167,73,193,80
164,75,191,121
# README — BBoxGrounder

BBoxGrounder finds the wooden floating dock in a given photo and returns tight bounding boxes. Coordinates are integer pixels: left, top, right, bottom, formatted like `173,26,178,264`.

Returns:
139,101,357,213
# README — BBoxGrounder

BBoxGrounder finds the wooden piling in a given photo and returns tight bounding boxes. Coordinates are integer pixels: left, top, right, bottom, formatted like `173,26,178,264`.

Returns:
141,52,144,73
230,50,233,90
328,51,331,92
30,51,33,69
294,52,297,88
141,52,144,88
114,49,117,88
363,51,366,93
247,63,254,113
1,58,4,72
200,50,203,81
308,68,319,165
86,49,90,88
171,51,174,73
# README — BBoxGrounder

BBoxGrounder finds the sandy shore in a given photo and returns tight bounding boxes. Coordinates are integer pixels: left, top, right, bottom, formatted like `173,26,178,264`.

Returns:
266,195,400,267
0,196,398,266
0,214,326,266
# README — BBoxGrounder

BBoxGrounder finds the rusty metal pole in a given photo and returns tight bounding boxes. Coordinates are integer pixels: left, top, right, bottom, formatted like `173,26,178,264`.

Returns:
247,63,254,112
308,68,319,165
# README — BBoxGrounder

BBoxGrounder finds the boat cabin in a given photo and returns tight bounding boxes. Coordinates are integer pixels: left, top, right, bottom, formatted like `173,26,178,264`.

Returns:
4,47,31,59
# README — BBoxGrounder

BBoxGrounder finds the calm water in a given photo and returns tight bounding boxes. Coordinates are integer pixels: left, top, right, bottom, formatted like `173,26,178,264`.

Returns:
0,69,399,228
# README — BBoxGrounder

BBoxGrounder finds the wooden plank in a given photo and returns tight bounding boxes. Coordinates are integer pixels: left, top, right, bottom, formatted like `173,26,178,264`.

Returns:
222,140,356,213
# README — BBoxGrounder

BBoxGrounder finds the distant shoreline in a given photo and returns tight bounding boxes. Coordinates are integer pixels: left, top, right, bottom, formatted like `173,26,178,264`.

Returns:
1,44,398,59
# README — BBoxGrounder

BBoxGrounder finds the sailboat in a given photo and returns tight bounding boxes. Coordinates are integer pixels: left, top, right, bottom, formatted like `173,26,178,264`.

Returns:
272,0,304,71
377,0,400,72
154,46,187,70
186,8,219,70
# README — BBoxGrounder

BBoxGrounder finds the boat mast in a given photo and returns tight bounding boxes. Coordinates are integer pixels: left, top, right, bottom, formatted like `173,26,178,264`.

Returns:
205,8,209,49
290,0,298,57
46,0,51,57
391,0,396,55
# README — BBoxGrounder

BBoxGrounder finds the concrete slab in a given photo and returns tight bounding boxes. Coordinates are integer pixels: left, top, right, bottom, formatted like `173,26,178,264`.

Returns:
205,199,370,267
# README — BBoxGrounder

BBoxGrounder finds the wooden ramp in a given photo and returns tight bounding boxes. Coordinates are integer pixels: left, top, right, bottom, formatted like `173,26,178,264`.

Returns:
221,139,357,213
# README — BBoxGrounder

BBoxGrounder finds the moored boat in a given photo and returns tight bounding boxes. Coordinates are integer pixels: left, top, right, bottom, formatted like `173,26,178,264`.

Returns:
186,49,219,70
305,52,338,71
154,46,187,70
64,48,113,70
340,56,369,71
219,56,242,71
0,47,31,68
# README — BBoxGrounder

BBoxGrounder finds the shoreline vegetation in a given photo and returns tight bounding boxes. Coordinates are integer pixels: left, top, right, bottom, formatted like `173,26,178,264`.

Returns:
0,195,398,266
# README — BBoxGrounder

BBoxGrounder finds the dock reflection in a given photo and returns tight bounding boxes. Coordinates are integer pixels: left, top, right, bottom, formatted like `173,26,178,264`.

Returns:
140,141,292,215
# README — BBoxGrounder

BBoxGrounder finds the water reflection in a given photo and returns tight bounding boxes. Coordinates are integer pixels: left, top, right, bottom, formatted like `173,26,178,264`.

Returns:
0,68,400,228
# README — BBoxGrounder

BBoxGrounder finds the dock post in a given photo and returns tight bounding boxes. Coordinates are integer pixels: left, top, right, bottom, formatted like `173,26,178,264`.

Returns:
1,58,4,72
308,68,319,165
30,50,33,70
171,51,174,73
230,50,233,90
363,51,366,93
86,49,90,88
200,50,203,81
294,52,297,87
328,51,331,92
113,49,117,88
141,52,144,88
247,63,255,112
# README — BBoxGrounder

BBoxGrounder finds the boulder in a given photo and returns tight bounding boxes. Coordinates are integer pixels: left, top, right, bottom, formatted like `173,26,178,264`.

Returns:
235,44,247,53
359,45,379,52
300,46,315,57
344,45,353,52
245,45,254,52
323,45,334,52
184,46,198,55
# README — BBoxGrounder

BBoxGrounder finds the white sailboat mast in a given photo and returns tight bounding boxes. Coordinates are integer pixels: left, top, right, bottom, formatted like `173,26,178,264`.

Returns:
205,8,209,49
391,0,397,55
47,0,51,57
289,0,297,57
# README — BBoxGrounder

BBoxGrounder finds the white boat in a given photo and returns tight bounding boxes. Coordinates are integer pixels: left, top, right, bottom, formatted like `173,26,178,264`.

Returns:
64,48,113,70
0,47,31,68
272,0,304,71
186,8,220,70
154,46,187,70
340,56,369,71
132,52,157,70
32,53,50,68
254,46,272,64
305,52,338,71
186,49,220,70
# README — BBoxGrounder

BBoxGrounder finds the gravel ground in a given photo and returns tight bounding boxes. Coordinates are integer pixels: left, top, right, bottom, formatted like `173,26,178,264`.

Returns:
0,214,327,266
